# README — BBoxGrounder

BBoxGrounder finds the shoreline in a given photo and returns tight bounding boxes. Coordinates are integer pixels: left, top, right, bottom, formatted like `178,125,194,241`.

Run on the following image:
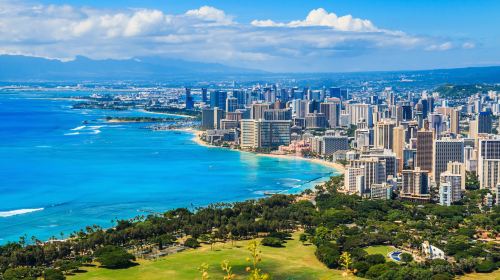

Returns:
181,128,346,173
139,109,196,119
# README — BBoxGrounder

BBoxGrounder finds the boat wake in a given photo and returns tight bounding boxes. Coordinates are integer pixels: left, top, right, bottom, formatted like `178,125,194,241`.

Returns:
0,208,44,218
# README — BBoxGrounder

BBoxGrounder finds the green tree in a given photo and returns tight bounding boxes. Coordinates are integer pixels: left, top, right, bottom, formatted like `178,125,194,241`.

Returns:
43,269,65,280
400,253,413,263
95,245,136,269
184,237,200,248
3,267,37,280
261,237,284,247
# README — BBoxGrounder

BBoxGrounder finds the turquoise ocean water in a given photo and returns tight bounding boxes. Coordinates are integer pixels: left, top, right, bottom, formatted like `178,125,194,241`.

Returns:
0,90,337,243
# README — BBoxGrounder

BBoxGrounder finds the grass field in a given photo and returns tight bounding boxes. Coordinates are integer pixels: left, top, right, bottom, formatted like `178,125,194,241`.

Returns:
67,235,500,280
364,245,395,260
458,271,500,280
69,232,356,280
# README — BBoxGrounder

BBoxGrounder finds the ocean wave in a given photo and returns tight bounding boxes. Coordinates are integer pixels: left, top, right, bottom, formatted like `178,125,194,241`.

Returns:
90,130,101,134
64,132,80,136
35,145,52,148
0,208,44,218
71,125,86,131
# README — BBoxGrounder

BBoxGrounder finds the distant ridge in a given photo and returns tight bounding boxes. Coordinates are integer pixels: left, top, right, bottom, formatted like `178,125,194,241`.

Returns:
1,54,500,84
0,55,264,81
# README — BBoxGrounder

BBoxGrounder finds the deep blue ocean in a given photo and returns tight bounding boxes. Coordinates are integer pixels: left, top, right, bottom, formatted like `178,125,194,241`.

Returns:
0,90,336,244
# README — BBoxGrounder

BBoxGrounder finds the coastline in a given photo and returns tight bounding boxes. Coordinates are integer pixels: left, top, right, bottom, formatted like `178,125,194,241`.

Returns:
139,109,196,119
182,128,345,173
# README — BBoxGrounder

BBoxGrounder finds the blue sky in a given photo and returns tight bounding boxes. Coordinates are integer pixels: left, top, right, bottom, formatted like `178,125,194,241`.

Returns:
1,0,499,72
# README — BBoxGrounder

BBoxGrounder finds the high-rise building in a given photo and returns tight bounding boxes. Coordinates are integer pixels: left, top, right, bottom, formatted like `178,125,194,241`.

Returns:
468,120,478,139
320,99,341,128
429,113,446,139
225,97,238,113
370,183,392,200
359,149,398,178
439,183,453,206
201,88,208,103
210,90,227,108
328,87,341,98
213,107,224,129
344,167,365,194
416,129,434,173
478,138,500,191
393,126,406,173
450,109,460,135
374,119,396,150
185,88,194,109
263,108,292,121
478,111,493,134
305,112,327,129
446,161,466,190
440,171,463,205
402,105,413,121
347,103,373,128
401,167,431,202
322,136,349,156
433,138,464,181
349,158,386,192
201,108,215,130
240,120,291,149
251,103,271,120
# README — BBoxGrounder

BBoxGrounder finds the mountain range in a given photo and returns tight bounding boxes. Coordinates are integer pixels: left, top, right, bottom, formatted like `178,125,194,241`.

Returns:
1,54,500,84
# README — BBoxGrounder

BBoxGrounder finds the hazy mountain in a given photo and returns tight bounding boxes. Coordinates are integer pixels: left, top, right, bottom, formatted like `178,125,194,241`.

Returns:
1,54,500,85
0,55,264,81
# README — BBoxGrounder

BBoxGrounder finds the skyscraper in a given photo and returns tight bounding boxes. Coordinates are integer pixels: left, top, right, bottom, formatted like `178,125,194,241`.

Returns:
440,171,463,205
320,99,341,128
433,138,464,181
240,119,291,149
305,112,327,129
401,167,431,202
225,97,238,113
478,111,493,134
416,129,434,173
478,138,500,191
349,158,387,193
201,108,215,130
347,103,373,128
185,88,194,109
201,88,208,103
210,90,227,108
251,103,271,120
450,109,460,135
393,125,406,173
374,119,396,150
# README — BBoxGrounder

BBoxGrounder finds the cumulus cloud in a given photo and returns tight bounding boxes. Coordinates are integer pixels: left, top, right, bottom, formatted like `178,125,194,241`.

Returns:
425,42,453,51
0,1,471,71
185,5,233,25
252,8,378,32
462,42,475,49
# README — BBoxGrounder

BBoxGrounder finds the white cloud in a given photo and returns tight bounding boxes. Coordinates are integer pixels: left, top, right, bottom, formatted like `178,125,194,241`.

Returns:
425,42,453,51
462,42,475,49
185,6,233,25
252,8,378,32
0,1,472,71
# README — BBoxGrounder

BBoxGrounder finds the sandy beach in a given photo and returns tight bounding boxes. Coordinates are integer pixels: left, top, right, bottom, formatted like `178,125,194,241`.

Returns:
255,153,346,173
185,129,345,173
139,109,196,119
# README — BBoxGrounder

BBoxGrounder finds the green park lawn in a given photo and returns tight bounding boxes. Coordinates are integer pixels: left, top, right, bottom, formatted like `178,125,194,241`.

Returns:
69,232,355,280
364,245,395,260
458,270,500,280
66,235,500,280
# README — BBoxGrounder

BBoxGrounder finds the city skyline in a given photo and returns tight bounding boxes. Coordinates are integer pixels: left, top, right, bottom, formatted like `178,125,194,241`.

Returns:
0,0,499,72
